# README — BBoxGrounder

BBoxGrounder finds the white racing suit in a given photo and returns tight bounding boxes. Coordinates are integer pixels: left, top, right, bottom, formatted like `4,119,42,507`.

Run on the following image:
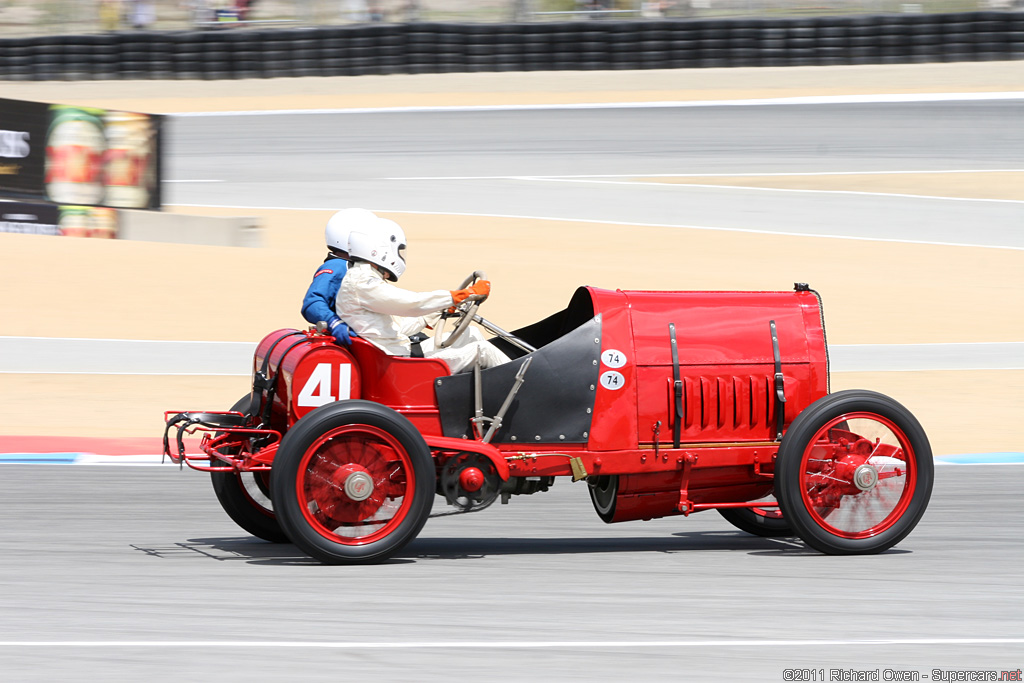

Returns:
336,262,509,374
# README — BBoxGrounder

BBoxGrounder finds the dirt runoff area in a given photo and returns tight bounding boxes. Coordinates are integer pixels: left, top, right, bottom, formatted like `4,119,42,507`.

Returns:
0,62,1021,456
2,61,1022,113
2,207,1021,454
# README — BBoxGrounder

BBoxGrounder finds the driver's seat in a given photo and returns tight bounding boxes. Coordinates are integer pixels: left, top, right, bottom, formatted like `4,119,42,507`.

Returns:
346,336,452,409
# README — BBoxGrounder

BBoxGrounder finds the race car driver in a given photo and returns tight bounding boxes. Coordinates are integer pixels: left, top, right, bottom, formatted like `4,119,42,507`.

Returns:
300,208,378,344
335,215,509,373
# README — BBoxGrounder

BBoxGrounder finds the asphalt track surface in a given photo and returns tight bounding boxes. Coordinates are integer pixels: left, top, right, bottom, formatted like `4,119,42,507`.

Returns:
0,464,1020,680
4,97,1021,679
166,100,1024,249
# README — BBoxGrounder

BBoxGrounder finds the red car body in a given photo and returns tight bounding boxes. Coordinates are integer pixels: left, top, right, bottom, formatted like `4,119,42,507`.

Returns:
165,284,932,564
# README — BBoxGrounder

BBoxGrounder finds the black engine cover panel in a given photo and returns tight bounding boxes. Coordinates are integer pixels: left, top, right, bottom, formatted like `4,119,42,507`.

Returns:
435,316,601,444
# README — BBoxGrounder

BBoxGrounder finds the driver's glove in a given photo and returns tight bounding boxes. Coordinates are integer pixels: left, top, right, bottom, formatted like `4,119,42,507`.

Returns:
450,280,491,304
327,316,355,345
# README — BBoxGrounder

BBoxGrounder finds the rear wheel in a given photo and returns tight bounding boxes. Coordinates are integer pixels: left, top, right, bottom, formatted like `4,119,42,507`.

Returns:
210,396,289,543
270,400,434,564
776,390,933,555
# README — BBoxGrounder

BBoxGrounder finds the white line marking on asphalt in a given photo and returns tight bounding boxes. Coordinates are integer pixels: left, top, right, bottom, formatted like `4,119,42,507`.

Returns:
385,169,1024,180
839,341,1020,347
0,371,251,376
169,91,1024,117
165,204,1024,251
836,368,1024,372
8,366,1012,377
0,637,1020,648
935,460,1024,466
511,176,1024,204
381,169,1024,204
829,342,1024,372
6,338,1019,375
0,336,251,345
0,337,255,376
163,179,224,183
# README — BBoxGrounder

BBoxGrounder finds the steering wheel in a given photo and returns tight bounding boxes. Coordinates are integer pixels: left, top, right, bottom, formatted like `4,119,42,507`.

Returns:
436,270,488,349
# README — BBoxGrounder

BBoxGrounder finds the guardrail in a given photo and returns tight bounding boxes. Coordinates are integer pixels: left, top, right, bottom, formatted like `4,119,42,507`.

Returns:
0,12,1021,80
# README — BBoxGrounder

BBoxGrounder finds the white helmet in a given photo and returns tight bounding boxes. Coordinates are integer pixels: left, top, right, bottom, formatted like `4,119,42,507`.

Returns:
348,217,407,281
325,208,378,256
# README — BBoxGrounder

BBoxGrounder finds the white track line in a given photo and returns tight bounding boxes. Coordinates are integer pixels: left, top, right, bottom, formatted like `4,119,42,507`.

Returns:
168,204,1023,252
2,338,1021,375
0,637,1019,649
506,176,1024,205
0,337,255,376
386,169,1024,180
170,91,1024,117
0,336,251,345
380,169,1024,205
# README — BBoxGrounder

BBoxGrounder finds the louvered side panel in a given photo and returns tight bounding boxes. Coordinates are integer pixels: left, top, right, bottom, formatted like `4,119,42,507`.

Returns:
638,364,813,444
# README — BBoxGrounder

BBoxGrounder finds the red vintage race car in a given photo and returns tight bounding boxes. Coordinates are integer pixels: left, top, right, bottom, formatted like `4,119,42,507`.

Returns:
163,280,933,564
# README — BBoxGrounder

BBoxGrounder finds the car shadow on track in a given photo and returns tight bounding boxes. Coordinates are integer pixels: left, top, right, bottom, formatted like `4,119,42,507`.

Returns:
403,531,803,560
410,534,912,559
131,537,324,565
133,530,835,564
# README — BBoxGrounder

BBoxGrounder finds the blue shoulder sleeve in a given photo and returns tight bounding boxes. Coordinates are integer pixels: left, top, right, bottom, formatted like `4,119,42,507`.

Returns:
301,258,348,326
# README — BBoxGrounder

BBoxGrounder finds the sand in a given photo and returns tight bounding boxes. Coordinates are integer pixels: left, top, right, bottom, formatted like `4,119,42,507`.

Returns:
1,62,1020,454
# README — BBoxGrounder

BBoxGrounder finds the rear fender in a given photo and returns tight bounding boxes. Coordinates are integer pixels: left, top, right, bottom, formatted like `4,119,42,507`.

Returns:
424,435,511,481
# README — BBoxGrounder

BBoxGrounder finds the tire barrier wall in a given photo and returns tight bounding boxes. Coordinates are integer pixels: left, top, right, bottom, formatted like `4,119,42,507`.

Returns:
0,12,1022,81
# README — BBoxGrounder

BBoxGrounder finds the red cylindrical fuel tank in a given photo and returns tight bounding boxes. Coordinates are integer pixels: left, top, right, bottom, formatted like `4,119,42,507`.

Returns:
253,329,362,427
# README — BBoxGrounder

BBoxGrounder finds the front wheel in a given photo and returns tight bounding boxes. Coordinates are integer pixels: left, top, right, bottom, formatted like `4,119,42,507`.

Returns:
775,390,933,555
270,400,435,564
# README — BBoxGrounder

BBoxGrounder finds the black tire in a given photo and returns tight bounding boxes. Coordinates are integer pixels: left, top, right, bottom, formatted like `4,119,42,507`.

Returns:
588,475,618,523
210,396,289,543
775,390,933,555
270,400,435,565
718,502,793,537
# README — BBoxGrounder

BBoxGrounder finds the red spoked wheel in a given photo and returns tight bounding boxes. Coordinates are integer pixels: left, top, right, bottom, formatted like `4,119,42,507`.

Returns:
271,400,434,564
210,395,289,543
299,425,416,544
776,390,933,555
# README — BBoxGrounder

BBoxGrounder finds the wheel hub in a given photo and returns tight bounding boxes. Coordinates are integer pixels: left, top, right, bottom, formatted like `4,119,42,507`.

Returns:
458,467,485,492
852,463,879,491
332,464,375,502
439,452,499,512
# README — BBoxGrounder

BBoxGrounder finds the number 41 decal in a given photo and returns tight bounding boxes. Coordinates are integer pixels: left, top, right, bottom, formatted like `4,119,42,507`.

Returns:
297,363,352,407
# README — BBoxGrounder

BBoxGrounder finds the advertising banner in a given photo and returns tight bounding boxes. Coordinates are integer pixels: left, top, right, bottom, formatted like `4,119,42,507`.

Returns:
57,205,119,238
0,201,60,236
0,98,49,199
0,98,162,211
0,201,118,239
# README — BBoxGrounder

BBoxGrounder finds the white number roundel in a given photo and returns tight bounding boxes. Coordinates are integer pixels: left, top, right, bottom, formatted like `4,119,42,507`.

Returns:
601,349,627,368
599,371,625,391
